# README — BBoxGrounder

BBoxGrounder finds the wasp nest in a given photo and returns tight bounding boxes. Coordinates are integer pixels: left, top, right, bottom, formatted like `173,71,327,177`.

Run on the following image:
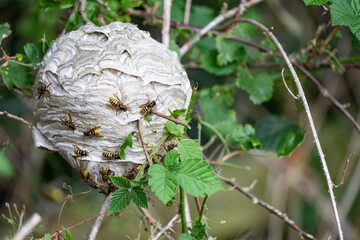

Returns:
32,22,191,194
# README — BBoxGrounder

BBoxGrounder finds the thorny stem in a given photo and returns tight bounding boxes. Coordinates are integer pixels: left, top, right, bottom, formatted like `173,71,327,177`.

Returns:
198,195,208,223
162,0,172,48
224,180,317,240
138,119,152,166
236,17,344,240
151,109,191,129
88,194,111,240
153,214,179,240
0,111,33,128
180,187,187,233
194,197,209,238
179,0,263,56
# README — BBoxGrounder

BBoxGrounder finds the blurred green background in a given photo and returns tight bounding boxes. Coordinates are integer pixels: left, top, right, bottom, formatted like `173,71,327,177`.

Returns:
1,0,360,239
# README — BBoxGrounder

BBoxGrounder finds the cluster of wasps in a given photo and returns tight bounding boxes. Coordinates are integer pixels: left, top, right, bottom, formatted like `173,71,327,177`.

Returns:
37,82,161,195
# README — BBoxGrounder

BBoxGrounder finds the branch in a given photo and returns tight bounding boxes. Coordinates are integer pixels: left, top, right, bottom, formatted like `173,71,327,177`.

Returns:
12,213,42,240
184,0,191,24
162,0,172,48
179,0,263,56
151,109,191,129
333,153,351,189
79,0,90,24
138,119,152,166
236,17,344,240
138,208,175,240
224,180,317,240
153,214,179,240
0,111,33,128
88,194,111,240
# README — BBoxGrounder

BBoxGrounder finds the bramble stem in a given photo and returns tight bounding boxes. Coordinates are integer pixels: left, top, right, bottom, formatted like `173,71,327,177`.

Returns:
180,187,187,233
151,110,191,129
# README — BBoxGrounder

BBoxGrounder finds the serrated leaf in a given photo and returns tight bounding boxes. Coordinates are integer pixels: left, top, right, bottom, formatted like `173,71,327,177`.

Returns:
201,50,238,76
304,0,332,5
277,132,305,156
148,164,178,204
178,139,202,162
351,0,360,14
0,23,11,45
228,124,261,150
119,131,135,159
215,35,246,66
169,108,186,118
192,221,206,240
236,67,273,104
108,188,132,215
0,60,33,90
62,227,72,240
24,39,48,67
109,176,131,189
255,115,300,152
131,186,148,208
164,149,180,170
165,121,185,137
0,150,15,178
43,234,52,240
178,158,223,197
179,233,195,240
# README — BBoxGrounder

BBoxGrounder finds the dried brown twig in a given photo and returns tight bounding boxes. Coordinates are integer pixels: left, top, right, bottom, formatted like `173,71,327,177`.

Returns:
138,119,152,166
151,109,191,129
0,111,33,128
88,194,111,240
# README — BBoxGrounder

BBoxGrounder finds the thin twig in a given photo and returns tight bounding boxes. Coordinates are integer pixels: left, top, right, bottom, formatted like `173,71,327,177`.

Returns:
79,0,90,24
179,0,263,56
162,0,172,48
151,109,191,129
138,119,152,166
12,213,42,240
202,135,217,151
281,68,299,99
184,194,192,229
184,0,192,24
194,197,209,238
153,214,179,240
236,17,344,240
88,194,111,240
333,153,351,189
139,207,157,226
0,111,33,128
224,180,317,240
222,150,243,162
96,0,112,12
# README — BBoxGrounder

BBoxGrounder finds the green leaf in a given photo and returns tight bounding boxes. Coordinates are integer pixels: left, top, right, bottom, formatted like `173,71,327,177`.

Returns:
24,38,48,67
236,67,273,105
109,176,131,189
255,115,300,152
121,0,142,11
170,40,181,59
43,234,52,240
198,85,237,136
190,5,215,27
169,108,186,118
0,60,34,90
131,186,148,208
0,23,11,45
228,124,261,150
304,0,332,5
179,233,195,240
178,158,223,197
119,131,136,159
215,35,246,66
165,121,185,137
331,0,356,26
351,0,360,14
39,0,76,9
148,164,178,204
108,188,132,215
277,132,305,156
62,227,72,240
0,150,15,178
164,149,180,170
191,221,206,240
201,50,238,76
178,139,202,162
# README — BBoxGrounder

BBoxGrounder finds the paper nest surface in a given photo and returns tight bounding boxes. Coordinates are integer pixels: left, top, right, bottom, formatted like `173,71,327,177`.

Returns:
32,22,191,192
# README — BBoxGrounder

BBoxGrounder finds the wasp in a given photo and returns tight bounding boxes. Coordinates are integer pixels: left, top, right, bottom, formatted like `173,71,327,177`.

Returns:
164,142,177,152
102,149,121,160
101,187,110,196
108,92,127,114
124,164,143,180
61,113,76,130
83,125,102,138
80,169,90,182
73,145,89,158
99,166,113,181
37,83,52,99
140,100,156,115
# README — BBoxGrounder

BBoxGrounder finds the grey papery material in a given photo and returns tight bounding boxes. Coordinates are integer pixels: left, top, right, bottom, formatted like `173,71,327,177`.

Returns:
32,22,191,189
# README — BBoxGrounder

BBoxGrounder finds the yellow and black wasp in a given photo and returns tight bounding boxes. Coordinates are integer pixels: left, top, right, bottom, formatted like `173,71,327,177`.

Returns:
61,113,76,130
73,145,89,158
102,149,121,160
83,125,102,138
164,142,177,152
123,164,144,180
37,83,52,99
80,169,90,182
108,92,127,115
139,100,156,115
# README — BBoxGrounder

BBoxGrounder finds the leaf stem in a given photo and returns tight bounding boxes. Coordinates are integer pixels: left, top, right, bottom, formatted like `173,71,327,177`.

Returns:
180,187,187,233
198,195,208,223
